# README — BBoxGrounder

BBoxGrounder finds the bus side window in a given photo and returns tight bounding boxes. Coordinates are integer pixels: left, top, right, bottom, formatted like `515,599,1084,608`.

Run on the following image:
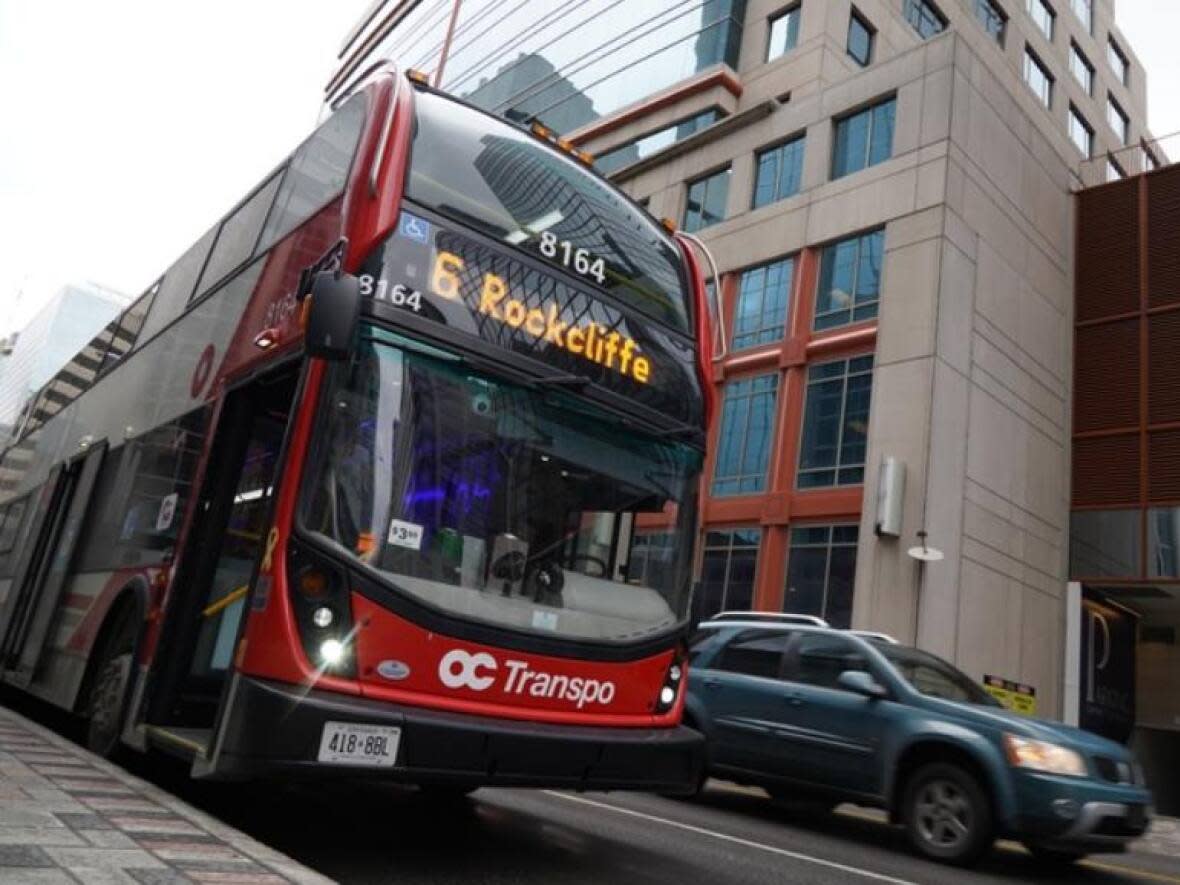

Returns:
257,93,367,252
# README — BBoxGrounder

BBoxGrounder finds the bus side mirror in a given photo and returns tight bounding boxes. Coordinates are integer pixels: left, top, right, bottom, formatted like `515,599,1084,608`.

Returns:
304,271,362,361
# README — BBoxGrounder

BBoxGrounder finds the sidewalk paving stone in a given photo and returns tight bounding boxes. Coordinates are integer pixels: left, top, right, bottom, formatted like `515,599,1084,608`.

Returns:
0,705,333,885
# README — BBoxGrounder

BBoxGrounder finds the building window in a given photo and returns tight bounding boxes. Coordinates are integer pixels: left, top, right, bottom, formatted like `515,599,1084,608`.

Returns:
733,257,795,350
831,97,896,179
784,525,859,628
713,374,779,495
1106,158,1125,182
1023,48,1053,108
699,529,762,619
596,108,722,175
1070,510,1140,577
975,0,1007,44
847,10,874,66
1108,96,1129,145
1070,43,1094,95
904,0,946,38
1028,0,1055,40
753,135,805,208
1069,106,1093,157
684,166,731,232
1070,0,1092,32
1108,38,1129,85
815,229,884,330
767,5,801,60
798,355,873,488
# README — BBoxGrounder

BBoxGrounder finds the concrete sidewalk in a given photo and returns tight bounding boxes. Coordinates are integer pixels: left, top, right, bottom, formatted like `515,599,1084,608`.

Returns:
0,706,332,885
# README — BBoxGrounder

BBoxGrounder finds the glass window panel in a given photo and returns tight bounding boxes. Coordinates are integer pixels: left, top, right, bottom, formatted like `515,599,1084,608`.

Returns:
698,528,762,619
1070,509,1141,577
791,633,869,687
718,631,790,677
1028,0,1054,39
1106,158,1125,182
713,375,779,495
798,357,874,489
1024,49,1053,108
815,229,883,330
733,257,794,350
258,93,366,251
195,173,281,300
1108,39,1128,85
847,12,873,67
596,108,721,175
784,524,858,627
1070,43,1093,94
101,281,159,375
684,166,731,232
753,135,805,208
1071,0,1092,31
784,545,827,617
1150,508,1180,578
1108,98,1129,145
138,225,218,343
444,0,748,134
975,0,1006,43
832,97,894,179
767,5,801,60
904,0,945,39
1069,107,1093,157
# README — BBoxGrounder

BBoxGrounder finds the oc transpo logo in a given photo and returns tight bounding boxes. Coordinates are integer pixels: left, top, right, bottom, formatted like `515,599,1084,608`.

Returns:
435,649,617,708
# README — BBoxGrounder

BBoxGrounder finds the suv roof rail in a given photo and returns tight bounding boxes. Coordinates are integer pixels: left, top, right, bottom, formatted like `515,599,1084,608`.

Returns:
708,611,830,627
849,630,899,644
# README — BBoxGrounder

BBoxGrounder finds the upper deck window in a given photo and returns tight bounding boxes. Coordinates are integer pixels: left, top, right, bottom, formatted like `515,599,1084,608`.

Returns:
406,89,689,332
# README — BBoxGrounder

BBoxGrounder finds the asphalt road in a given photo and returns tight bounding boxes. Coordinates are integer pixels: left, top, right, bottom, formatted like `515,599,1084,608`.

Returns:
137,770,1180,885
9,691,1180,884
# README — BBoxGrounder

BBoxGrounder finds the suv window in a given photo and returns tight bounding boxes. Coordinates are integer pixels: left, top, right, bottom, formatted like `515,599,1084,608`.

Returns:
716,630,793,678
787,634,872,690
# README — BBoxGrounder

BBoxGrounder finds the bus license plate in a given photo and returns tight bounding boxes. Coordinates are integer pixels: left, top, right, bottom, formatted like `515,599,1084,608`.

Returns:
317,722,400,767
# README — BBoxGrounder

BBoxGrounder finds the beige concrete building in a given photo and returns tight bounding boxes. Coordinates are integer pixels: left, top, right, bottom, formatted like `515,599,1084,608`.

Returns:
331,0,1168,799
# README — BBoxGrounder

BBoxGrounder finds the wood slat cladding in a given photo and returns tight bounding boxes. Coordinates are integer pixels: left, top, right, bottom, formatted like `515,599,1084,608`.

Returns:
1148,173,1180,309
1150,430,1180,502
1074,434,1141,507
1150,309,1180,425
1076,319,1140,432
1076,179,1140,322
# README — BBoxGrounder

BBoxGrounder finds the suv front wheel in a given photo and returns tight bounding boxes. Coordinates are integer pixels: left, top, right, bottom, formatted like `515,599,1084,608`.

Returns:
902,762,993,866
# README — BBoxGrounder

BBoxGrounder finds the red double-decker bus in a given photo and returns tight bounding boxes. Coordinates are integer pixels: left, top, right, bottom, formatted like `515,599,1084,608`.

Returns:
0,67,715,792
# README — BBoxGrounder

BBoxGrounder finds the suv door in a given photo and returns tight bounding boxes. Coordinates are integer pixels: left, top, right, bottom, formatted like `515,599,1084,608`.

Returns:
769,633,902,799
696,629,794,774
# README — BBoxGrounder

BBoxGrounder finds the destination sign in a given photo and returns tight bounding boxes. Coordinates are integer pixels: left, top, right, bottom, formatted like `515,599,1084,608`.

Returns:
357,208,703,428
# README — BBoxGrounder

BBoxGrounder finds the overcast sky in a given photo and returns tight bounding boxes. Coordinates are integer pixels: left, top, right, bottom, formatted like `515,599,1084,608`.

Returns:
0,0,1175,337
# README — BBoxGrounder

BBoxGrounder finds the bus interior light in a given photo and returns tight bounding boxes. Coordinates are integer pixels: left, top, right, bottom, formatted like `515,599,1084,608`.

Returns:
660,218,677,234
530,121,554,141
406,69,430,86
574,149,595,165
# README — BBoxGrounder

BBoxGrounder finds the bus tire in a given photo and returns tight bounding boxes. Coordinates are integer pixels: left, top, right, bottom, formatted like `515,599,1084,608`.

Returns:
85,605,138,758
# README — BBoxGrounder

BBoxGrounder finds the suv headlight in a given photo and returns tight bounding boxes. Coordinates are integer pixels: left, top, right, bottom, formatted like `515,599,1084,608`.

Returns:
1003,734,1087,777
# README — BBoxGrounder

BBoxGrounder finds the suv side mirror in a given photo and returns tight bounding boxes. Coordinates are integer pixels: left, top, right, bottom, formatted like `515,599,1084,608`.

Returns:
837,669,888,700
305,271,362,361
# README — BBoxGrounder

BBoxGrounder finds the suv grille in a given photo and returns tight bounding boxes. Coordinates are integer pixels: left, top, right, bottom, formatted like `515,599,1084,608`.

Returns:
1094,756,1134,784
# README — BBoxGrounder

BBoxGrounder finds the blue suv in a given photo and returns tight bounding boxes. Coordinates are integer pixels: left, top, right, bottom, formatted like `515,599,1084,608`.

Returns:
685,613,1152,866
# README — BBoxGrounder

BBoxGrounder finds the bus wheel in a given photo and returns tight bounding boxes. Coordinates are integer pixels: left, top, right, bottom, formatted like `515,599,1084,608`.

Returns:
86,610,136,757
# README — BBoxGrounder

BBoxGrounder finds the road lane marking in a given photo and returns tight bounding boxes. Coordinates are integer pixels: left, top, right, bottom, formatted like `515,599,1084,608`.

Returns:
543,791,918,885
1077,861,1180,884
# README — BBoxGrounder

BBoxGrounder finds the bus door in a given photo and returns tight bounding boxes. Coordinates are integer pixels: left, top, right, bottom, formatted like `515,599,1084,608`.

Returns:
0,441,107,686
146,364,298,735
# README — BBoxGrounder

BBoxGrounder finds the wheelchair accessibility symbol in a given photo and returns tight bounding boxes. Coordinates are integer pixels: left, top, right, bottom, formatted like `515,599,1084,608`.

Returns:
398,211,430,244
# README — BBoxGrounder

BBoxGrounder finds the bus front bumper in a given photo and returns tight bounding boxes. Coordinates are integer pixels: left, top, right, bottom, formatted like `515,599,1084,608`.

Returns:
207,676,704,793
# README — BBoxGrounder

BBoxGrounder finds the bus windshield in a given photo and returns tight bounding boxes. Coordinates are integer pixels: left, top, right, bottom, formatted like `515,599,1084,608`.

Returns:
299,331,702,642
406,88,690,332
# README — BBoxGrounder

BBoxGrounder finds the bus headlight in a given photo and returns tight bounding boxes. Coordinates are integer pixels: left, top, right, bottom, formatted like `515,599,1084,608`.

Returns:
654,649,687,715
319,638,346,666
312,606,335,628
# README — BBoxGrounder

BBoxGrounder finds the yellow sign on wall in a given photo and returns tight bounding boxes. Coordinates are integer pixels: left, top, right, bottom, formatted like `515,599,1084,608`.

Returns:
983,675,1037,716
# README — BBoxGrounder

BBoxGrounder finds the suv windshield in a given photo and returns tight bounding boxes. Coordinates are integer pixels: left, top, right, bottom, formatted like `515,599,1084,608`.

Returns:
299,330,702,642
877,644,999,707
406,88,689,332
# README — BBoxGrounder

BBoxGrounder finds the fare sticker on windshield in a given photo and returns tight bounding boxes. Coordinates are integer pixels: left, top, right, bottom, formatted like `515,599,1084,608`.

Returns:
388,519,424,551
